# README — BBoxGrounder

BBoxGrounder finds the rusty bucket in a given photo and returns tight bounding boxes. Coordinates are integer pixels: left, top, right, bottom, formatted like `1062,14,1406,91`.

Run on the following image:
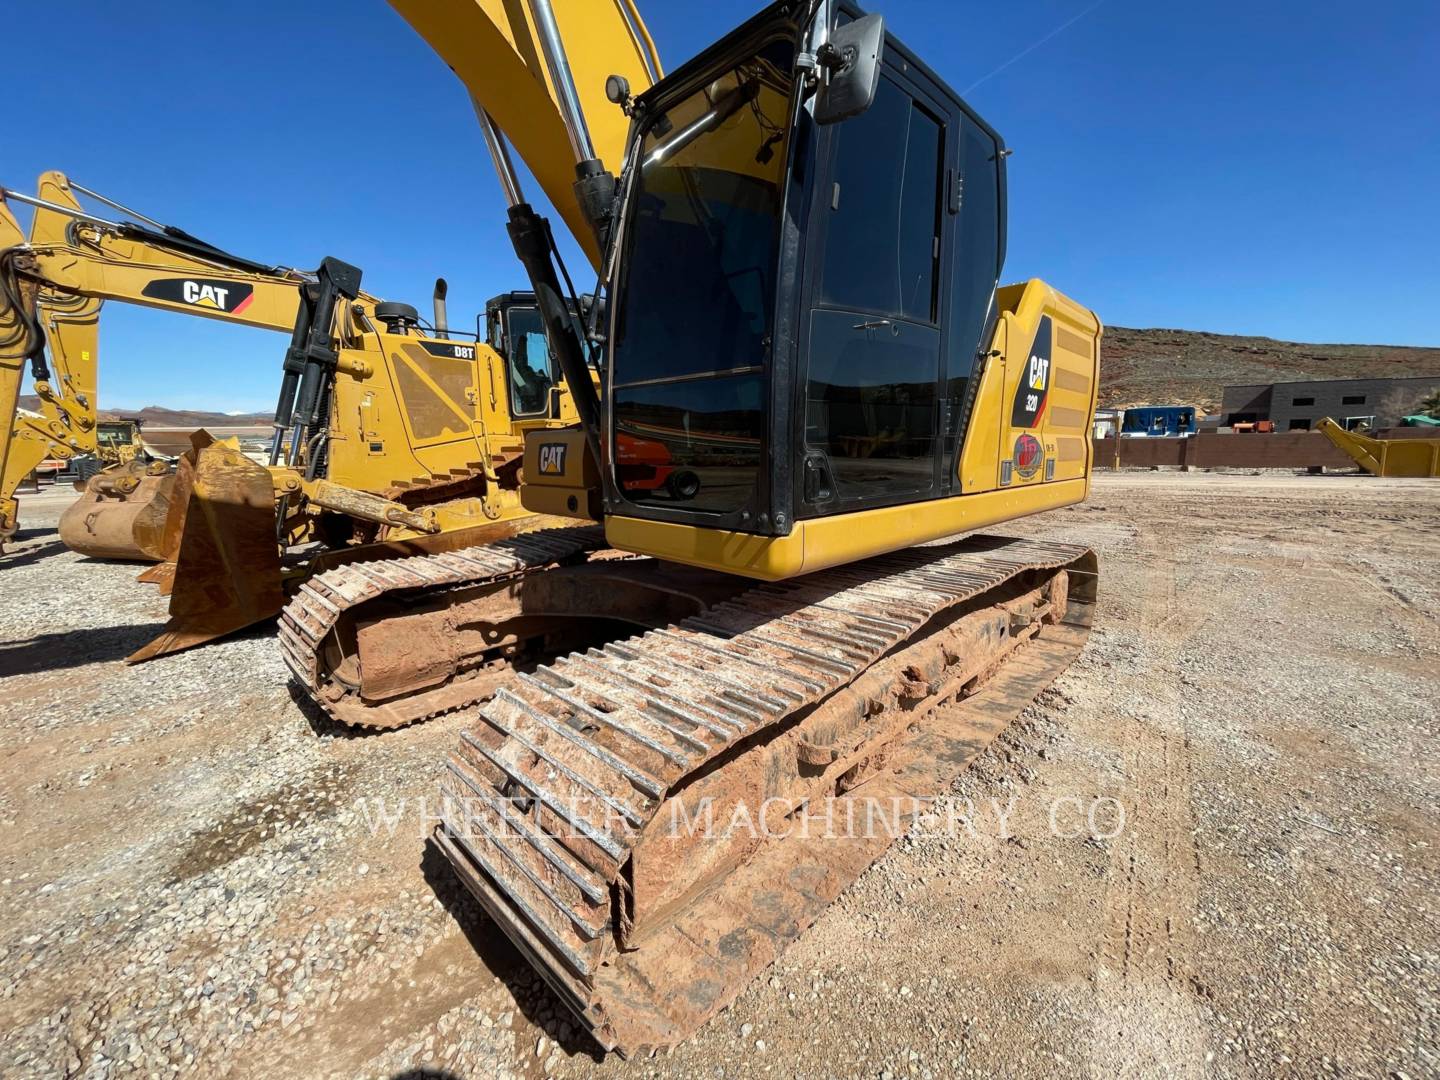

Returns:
57,459,176,561
127,439,285,663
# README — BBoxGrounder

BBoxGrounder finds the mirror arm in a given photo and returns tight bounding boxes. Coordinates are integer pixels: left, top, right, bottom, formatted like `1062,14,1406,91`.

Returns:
814,41,846,72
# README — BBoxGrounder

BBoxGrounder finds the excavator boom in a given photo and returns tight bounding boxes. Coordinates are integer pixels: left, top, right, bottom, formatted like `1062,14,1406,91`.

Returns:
385,0,661,269
0,171,384,547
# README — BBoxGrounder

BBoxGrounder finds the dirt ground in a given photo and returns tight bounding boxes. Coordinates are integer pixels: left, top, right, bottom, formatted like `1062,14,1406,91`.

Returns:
1,471,1436,1079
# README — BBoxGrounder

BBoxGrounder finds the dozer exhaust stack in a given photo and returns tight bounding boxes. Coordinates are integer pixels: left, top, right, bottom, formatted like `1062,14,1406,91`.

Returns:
432,277,448,335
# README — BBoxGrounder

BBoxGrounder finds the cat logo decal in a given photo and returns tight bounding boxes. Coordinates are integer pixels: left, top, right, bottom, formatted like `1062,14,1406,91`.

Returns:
537,443,568,476
1010,315,1052,428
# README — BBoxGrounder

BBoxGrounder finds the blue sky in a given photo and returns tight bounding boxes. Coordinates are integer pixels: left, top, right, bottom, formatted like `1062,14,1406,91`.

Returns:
8,0,1437,411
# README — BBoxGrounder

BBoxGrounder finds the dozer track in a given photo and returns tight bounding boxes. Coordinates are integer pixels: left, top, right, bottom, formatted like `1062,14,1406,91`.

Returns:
432,534,1098,1053
278,526,609,729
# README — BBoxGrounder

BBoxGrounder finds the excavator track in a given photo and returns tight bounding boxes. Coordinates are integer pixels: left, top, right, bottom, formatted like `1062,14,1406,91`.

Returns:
277,526,608,730
433,533,1098,1053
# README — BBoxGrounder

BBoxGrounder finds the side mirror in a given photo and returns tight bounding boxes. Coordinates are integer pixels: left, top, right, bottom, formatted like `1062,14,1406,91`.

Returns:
814,13,885,125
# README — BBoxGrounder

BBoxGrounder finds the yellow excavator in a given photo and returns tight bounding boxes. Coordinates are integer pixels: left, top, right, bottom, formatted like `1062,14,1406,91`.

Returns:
0,172,591,657
272,0,1101,1053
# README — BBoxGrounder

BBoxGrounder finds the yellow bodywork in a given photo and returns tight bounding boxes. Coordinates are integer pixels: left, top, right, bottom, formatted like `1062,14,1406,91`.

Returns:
1316,417,1440,478
0,171,372,540
385,0,660,270
603,478,1089,580
529,279,1101,580
0,171,579,549
519,425,600,521
959,280,1101,494
0,171,594,658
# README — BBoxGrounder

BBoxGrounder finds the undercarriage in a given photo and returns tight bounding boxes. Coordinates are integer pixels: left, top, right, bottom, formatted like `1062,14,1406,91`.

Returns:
279,526,1096,1051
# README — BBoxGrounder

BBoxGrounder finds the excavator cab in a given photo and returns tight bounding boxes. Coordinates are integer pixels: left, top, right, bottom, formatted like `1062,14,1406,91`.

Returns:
524,0,1101,580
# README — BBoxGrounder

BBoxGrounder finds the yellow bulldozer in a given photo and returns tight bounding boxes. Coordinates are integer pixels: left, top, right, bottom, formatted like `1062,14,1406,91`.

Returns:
83,418,149,471
264,0,1103,1053
0,172,595,657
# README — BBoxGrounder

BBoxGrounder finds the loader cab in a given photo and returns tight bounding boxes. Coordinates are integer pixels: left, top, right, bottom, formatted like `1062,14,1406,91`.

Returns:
603,0,1006,538
486,291,591,420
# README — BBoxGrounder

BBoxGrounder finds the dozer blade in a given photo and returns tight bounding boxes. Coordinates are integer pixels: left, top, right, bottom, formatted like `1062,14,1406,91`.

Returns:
432,534,1098,1053
133,430,215,596
127,442,284,663
135,560,177,594
57,461,176,561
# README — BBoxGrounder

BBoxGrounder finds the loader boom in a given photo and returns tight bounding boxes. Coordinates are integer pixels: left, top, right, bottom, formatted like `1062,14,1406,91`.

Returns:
1316,416,1440,478
0,171,383,543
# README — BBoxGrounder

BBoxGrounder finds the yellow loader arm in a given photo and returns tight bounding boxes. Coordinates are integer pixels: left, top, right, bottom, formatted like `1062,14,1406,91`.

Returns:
386,0,661,269
1316,416,1440,478
0,199,31,540
0,171,379,543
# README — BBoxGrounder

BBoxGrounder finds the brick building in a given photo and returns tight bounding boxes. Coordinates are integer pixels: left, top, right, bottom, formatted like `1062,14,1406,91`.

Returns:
1220,375,1440,431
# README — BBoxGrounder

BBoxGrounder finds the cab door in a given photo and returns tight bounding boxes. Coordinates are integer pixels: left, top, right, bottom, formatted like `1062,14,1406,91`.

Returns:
501,305,559,422
798,63,950,516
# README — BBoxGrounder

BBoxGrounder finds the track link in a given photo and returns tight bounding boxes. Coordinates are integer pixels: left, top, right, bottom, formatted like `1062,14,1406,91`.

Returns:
277,526,607,729
435,533,1098,1051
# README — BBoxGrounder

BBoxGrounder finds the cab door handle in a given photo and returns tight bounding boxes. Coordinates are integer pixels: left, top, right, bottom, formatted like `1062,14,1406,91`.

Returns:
853,318,899,336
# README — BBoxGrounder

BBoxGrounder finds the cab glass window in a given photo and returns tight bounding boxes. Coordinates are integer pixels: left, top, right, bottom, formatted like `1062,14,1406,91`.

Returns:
609,37,797,515
805,75,945,507
504,307,556,417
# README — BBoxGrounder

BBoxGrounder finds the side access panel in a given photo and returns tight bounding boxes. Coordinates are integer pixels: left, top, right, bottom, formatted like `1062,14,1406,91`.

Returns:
960,278,1101,494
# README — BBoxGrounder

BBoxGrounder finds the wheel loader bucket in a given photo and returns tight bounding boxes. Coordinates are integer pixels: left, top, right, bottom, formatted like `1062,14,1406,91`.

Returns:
126,442,284,663
57,460,176,562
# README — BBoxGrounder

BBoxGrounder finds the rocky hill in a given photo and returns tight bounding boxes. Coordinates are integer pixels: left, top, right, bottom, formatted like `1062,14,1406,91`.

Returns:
17,397,269,427
1102,328,1440,414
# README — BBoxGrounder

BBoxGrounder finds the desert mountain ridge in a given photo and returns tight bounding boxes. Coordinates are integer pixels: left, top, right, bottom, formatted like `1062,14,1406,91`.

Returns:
1101,327,1440,414
18,325,1440,421
17,398,270,427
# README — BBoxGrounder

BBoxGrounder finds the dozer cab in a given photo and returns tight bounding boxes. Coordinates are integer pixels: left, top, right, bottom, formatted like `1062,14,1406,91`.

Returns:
280,0,1102,1052
86,418,147,470
55,419,174,561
